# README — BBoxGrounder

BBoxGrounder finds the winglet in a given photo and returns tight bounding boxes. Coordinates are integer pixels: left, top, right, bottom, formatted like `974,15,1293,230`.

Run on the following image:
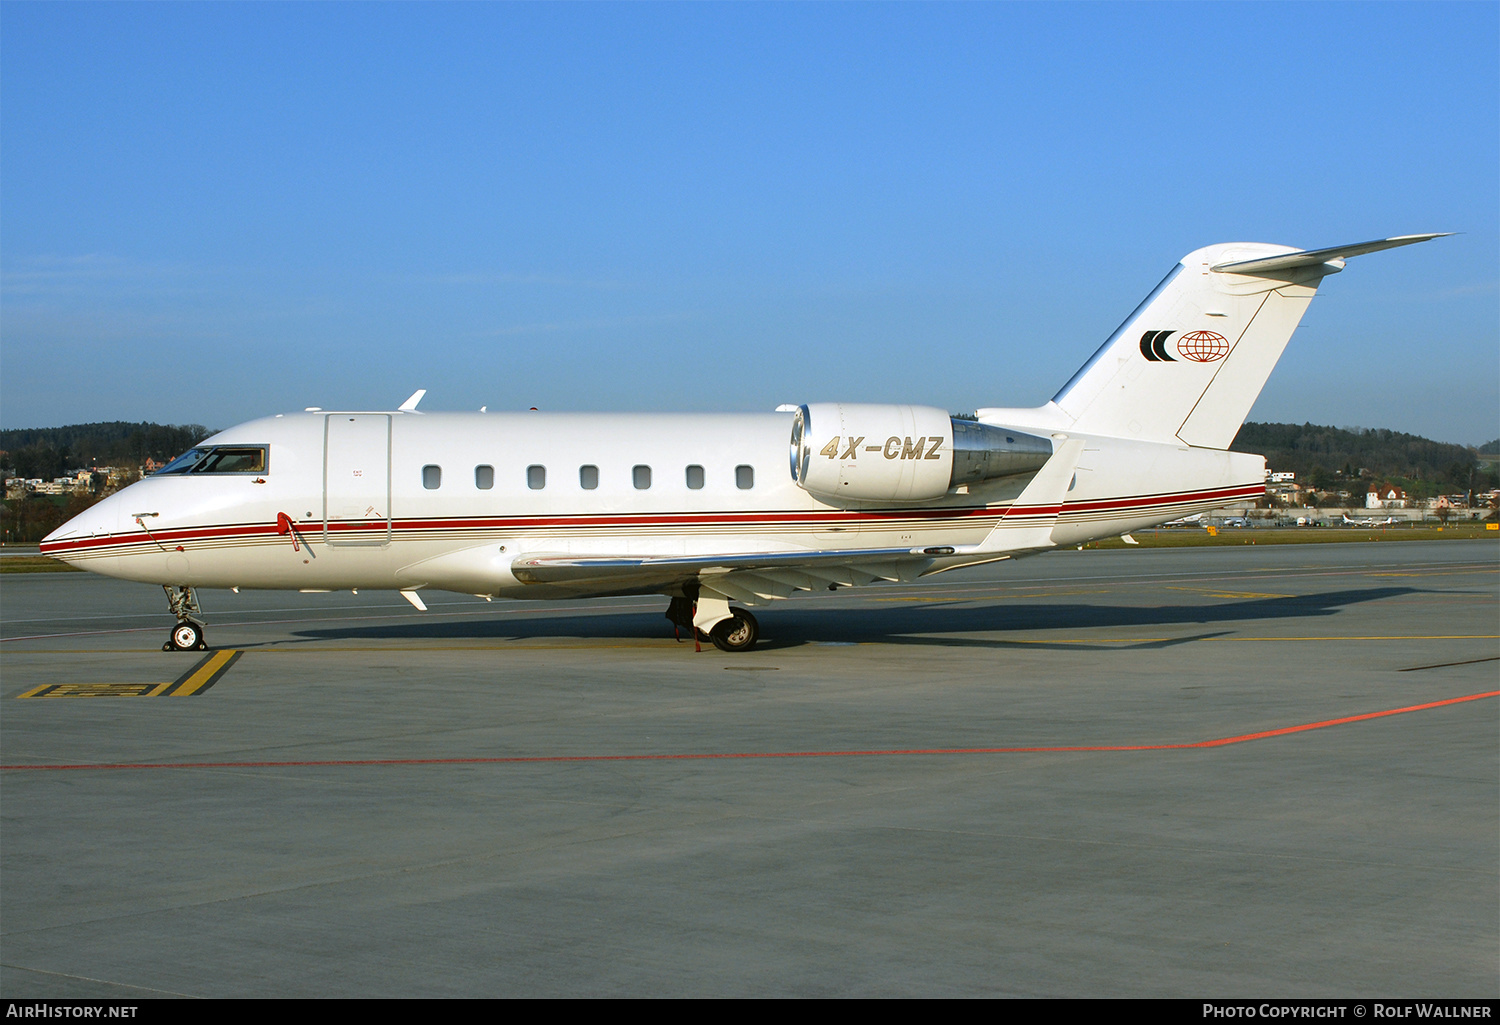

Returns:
398,389,427,412
1210,233,1451,275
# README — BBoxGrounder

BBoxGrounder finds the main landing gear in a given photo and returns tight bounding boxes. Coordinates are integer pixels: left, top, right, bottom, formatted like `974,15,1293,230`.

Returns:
162,585,208,652
709,608,759,652
665,597,760,653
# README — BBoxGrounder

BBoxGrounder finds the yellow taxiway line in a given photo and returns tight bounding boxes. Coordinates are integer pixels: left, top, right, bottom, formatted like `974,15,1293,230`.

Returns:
15,650,242,698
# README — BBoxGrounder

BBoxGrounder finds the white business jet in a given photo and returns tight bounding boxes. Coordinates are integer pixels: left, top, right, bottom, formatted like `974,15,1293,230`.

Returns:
1342,513,1400,527
41,234,1446,652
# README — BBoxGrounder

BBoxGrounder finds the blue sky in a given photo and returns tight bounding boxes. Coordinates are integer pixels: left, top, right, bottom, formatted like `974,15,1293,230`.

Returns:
3,2,1496,444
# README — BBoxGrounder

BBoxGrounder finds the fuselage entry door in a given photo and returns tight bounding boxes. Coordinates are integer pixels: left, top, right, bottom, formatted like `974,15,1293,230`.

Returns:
323,414,392,546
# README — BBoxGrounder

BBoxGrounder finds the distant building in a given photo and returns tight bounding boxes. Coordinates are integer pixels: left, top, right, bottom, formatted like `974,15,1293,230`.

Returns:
1367,484,1408,510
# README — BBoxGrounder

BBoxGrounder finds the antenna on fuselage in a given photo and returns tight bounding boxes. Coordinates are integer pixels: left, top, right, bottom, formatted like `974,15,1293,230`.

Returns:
399,389,427,412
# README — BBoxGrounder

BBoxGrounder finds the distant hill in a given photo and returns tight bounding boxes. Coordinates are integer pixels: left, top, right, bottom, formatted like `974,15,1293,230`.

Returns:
1230,422,1490,493
0,422,213,480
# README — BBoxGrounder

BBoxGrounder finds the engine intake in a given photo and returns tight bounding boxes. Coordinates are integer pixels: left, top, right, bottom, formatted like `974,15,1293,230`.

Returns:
789,403,1053,503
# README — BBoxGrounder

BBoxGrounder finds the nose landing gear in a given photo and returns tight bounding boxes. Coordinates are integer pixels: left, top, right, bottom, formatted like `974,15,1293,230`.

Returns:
162,585,208,651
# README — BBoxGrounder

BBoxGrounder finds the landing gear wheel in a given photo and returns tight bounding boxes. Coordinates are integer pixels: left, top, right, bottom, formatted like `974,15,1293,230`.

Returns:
169,621,204,652
710,609,759,653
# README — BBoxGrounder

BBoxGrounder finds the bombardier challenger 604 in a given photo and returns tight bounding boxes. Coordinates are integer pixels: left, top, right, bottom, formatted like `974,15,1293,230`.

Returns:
42,234,1447,652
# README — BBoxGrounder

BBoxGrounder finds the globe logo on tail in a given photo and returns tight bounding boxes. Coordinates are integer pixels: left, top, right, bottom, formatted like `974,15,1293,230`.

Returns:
1177,330,1230,362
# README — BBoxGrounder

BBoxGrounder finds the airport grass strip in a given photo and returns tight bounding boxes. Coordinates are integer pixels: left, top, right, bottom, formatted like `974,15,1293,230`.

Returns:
2,689,1495,771
0,556,81,573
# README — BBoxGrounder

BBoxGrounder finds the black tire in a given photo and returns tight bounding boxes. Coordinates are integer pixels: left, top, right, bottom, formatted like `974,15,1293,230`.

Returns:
710,609,759,652
170,622,203,651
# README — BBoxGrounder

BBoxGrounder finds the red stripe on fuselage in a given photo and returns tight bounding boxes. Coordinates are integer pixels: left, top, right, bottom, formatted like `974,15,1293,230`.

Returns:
40,483,1264,557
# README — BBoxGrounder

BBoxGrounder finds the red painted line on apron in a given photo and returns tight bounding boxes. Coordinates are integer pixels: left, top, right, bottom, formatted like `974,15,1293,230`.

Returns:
4,691,1494,772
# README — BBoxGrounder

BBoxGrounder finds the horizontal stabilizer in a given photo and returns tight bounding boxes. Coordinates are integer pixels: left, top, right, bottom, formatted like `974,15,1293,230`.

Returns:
1210,234,1450,275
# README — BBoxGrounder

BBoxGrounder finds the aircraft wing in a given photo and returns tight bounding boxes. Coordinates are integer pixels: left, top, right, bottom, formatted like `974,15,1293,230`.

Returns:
511,546,954,604
511,436,1084,604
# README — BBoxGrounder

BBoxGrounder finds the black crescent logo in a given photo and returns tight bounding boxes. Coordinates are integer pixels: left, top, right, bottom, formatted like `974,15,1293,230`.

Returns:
1139,330,1176,362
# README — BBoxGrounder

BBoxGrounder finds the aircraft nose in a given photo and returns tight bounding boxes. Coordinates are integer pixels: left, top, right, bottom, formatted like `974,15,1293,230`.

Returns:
41,492,122,551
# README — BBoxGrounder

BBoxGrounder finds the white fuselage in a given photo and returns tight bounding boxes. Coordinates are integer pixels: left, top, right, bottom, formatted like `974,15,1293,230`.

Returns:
41,408,1264,598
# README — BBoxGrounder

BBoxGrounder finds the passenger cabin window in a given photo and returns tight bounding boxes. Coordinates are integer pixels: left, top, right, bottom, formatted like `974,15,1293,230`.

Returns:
475,465,494,490
736,465,754,490
155,446,268,475
633,465,652,490
579,465,599,490
685,465,705,490
422,465,441,490
527,465,546,490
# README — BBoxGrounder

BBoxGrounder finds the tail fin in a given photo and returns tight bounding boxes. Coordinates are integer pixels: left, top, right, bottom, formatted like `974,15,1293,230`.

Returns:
1048,234,1448,449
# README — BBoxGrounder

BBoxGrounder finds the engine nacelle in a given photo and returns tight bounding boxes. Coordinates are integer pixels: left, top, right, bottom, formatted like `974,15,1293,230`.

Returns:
789,403,1053,503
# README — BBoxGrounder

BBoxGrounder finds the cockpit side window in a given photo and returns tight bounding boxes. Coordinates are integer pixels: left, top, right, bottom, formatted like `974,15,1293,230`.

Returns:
154,446,268,475
155,448,212,475
196,447,267,473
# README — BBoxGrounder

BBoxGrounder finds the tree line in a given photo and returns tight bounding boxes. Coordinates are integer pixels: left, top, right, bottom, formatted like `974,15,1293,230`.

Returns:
1229,422,1495,494
1,422,213,481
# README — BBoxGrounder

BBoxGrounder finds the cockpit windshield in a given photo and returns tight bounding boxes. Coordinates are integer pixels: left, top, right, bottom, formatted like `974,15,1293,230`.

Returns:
154,446,268,475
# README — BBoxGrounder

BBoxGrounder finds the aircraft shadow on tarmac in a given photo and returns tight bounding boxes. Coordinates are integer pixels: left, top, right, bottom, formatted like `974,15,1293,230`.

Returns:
287,585,1422,651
